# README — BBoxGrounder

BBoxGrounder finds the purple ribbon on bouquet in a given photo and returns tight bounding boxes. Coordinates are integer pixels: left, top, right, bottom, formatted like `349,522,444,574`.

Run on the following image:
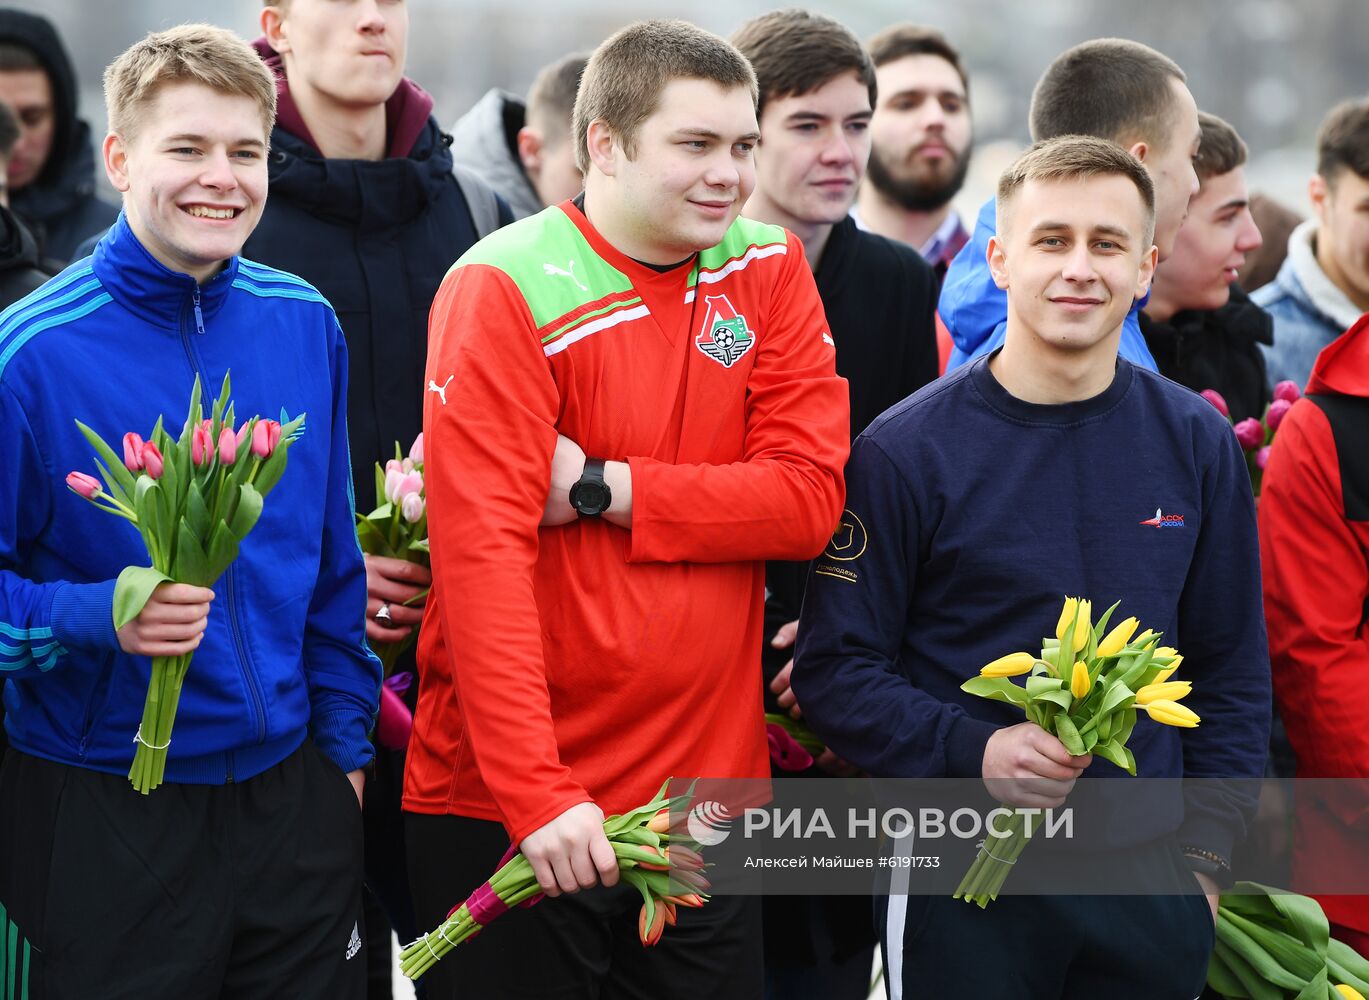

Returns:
450,843,544,930
377,672,414,750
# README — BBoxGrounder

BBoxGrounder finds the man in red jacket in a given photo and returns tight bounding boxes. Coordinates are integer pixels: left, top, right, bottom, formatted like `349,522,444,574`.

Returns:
404,18,849,999
1260,313,1369,956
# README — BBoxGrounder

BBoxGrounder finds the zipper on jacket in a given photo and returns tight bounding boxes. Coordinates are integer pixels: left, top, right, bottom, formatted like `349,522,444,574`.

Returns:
179,287,269,748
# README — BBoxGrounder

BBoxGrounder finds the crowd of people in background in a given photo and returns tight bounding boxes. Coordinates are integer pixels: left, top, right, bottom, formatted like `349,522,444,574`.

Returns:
0,2,1365,998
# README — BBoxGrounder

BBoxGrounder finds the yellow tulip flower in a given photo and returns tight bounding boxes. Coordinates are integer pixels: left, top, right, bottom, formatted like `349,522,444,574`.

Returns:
1071,661,1091,699
980,652,1036,678
1135,681,1192,705
1335,985,1367,1000
1055,598,1079,641
1151,655,1184,685
1073,600,1093,651
1143,699,1200,728
1097,617,1139,657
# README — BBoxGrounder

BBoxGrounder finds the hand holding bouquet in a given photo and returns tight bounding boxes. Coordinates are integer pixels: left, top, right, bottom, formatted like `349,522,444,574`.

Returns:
66,374,303,793
400,780,712,981
356,434,428,675
953,597,1196,907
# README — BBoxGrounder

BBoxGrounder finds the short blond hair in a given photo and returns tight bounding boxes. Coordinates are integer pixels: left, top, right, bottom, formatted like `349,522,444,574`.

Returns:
998,135,1156,246
573,19,757,173
104,24,277,142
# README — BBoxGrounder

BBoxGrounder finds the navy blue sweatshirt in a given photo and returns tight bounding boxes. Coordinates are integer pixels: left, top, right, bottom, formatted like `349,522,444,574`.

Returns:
792,355,1271,859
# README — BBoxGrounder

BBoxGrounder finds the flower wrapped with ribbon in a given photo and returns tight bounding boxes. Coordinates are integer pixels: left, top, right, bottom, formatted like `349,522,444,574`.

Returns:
953,597,1196,907
65,373,303,794
355,433,428,675
399,779,712,981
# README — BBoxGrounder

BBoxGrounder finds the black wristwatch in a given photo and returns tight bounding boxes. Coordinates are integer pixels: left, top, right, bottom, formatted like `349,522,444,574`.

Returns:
569,458,612,517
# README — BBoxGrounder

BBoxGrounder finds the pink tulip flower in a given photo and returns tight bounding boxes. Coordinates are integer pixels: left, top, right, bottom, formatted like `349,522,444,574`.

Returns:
409,432,424,464
1273,380,1302,403
66,471,101,498
1198,389,1230,419
140,441,164,480
397,471,423,500
401,492,425,523
122,432,145,472
384,467,404,503
218,426,238,466
1256,446,1272,471
251,419,281,459
1266,398,1293,432
1233,418,1265,451
385,459,403,476
192,425,213,467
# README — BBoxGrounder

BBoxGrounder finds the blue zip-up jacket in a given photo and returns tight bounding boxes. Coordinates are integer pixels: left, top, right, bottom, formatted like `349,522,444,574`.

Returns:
0,215,381,782
941,197,1159,373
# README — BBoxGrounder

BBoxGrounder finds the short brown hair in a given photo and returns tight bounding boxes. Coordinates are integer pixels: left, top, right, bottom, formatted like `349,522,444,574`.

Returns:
997,135,1156,245
573,19,757,173
1316,97,1369,185
104,24,277,142
867,24,968,95
527,53,588,145
0,43,41,73
1193,112,1248,184
0,101,17,158
731,9,876,118
1029,39,1185,150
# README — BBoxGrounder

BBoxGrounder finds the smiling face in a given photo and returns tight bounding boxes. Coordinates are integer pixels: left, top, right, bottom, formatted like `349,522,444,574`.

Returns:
587,76,758,263
991,174,1156,358
105,80,268,283
865,53,972,212
266,0,407,110
748,71,872,230
1152,166,1262,314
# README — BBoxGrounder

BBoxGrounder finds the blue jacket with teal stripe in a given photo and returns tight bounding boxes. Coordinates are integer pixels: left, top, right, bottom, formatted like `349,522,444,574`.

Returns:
0,215,380,782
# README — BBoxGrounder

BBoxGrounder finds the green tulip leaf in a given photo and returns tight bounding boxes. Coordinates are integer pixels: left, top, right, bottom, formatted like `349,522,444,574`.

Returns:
1053,714,1086,756
205,520,241,578
961,675,1030,709
374,462,387,510
228,483,264,540
75,419,137,498
1213,937,1281,1000
1091,739,1136,775
112,564,174,629
171,521,212,586
1205,944,1250,999
1096,680,1136,718
187,481,210,539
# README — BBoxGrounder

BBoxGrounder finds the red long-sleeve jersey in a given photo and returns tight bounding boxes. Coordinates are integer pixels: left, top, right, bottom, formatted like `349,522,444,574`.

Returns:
403,202,849,842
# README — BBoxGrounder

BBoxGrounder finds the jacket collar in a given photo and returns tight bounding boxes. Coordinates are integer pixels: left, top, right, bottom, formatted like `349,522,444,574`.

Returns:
1280,219,1364,332
91,213,240,331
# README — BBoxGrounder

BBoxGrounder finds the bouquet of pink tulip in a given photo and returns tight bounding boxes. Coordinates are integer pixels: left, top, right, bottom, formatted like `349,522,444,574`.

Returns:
400,780,712,981
65,373,303,793
1201,380,1302,496
355,433,428,674
765,712,827,772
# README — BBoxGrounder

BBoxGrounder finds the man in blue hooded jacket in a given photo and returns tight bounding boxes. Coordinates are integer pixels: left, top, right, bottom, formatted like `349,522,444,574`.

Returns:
941,37,1200,373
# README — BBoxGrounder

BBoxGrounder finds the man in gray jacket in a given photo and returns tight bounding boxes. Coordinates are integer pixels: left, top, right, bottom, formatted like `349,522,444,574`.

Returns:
1255,97,1369,387
450,52,586,218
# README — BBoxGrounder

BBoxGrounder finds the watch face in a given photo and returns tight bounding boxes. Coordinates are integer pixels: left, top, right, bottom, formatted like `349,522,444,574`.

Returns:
571,480,610,515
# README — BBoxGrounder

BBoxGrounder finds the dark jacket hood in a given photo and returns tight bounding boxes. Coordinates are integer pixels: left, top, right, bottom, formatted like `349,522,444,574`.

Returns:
1308,312,1369,399
251,36,435,161
0,9,79,186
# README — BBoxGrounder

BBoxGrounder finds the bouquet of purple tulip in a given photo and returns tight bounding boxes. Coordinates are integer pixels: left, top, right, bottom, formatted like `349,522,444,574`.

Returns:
65,373,303,793
1200,380,1302,496
355,433,428,675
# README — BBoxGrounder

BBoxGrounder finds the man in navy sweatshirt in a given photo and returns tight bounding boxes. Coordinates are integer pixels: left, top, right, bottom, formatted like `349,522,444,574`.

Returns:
794,136,1270,999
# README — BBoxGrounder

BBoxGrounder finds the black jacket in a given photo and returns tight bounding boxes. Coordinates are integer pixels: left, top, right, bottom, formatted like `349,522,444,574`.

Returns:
0,205,52,308
0,11,118,266
243,119,507,498
1140,285,1273,422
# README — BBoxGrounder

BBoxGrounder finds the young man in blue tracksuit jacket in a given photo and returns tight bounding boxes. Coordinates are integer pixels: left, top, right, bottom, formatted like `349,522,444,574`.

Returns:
940,38,1205,374
794,138,1270,999
0,26,379,999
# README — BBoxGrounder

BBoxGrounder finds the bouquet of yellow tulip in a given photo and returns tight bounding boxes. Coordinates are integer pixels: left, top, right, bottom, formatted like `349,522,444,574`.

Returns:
400,780,712,981
953,597,1197,907
1208,882,1369,999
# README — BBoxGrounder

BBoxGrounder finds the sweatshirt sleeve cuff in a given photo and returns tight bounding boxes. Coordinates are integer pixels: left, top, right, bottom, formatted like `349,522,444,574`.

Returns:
944,713,999,779
1176,812,1239,865
48,580,118,651
311,709,376,774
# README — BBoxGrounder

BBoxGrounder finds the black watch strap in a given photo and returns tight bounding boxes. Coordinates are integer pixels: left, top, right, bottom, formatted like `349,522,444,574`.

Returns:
570,458,611,517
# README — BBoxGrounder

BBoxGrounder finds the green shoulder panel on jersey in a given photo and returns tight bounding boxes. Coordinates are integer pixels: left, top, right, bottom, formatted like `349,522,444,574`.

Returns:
451,207,638,334
691,217,790,289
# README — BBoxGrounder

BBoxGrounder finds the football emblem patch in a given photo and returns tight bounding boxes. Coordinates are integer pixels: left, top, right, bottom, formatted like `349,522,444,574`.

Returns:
696,294,756,368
